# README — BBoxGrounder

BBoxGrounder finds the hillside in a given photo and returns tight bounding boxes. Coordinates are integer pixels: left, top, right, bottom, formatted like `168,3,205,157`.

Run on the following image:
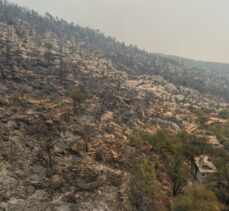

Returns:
0,1,229,101
162,54,229,81
0,1,229,211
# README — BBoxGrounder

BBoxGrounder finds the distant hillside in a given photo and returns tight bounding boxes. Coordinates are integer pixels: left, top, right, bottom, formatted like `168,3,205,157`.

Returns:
161,54,229,80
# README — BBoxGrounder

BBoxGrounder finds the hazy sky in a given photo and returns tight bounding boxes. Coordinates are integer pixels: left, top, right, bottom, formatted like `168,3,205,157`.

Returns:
9,0,229,63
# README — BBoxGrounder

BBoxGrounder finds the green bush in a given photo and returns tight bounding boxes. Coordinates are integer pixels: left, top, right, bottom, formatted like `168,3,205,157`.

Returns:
173,184,219,211
212,164,229,206
129,157,166,211
129,129,145,147
219,109,229,119
167,155,190,196
195,109,209,126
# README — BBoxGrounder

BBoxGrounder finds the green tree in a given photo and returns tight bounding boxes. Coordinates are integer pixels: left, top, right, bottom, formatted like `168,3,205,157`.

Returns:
195,109,208,126
130,157,166,211
173,184,219,211
166,155,190,196
213,164,229,206
219,109,229,119
129,129,145,147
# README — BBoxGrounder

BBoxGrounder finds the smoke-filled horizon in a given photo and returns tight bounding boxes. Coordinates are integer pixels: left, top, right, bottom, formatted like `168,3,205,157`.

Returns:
8,0,229,64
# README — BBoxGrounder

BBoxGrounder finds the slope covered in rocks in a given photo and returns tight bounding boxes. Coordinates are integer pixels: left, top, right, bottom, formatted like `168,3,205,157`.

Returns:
0,1,229,211
1,0,229,101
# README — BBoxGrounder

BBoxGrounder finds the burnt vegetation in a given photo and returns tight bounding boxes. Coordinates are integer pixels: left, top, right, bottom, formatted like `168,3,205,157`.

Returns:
0,1,229,211
0,0,229,100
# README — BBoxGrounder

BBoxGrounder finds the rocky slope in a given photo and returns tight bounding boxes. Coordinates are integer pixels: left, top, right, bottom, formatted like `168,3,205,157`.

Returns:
0,1,229,211
1,0,229,101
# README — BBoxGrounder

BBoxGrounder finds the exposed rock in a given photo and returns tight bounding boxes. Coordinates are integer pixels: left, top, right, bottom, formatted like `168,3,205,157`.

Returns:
0,4,228,210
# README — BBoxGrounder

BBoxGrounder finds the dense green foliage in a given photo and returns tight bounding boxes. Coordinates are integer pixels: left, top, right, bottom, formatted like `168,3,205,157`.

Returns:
213,164,229,206
207,122,229,150
130,128,229,206
219,109,229,119
173,184,219,211
195,109,209,126
130,130,199,196
130,157,166,211
129,129,146,147
145,130,203,160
